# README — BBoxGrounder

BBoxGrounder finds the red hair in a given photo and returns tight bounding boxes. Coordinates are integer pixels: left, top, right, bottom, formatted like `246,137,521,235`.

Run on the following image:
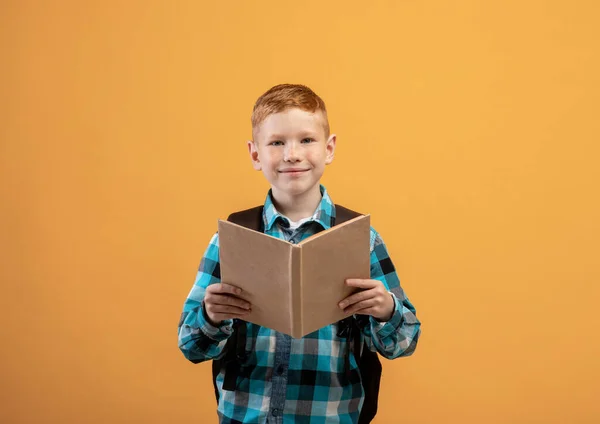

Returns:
251,84,330,137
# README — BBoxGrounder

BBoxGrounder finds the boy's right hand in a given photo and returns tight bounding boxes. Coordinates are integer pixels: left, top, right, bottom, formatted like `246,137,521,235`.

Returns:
203,283,252,326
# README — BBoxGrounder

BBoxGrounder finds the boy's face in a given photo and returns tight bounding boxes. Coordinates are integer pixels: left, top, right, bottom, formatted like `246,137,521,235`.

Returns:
248,108,336,200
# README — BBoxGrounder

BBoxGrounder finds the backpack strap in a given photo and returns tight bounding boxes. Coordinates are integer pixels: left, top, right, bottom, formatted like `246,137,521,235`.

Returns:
337,316,381,424
222,320,247,391
226,203,359,230
333,206,382,423
227,206,264,232
333,203,366,372
333,204,361,225
354,315,382,424
212,208,262,400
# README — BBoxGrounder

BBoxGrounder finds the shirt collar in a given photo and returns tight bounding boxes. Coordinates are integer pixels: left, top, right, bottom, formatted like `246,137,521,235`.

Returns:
262,184,336,232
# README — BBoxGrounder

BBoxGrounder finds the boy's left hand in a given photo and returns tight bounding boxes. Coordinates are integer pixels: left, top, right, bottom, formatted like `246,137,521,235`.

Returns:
338,279,395,322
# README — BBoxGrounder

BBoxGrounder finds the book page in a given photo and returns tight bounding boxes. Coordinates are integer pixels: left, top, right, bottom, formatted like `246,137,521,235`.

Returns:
218,220,294,335
298,215,371,337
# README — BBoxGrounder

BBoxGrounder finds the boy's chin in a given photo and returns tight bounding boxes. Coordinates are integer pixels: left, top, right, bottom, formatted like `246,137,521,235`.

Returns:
272,181,321,198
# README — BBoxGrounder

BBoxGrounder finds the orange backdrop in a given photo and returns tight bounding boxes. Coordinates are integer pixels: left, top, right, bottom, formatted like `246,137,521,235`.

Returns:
2,1,599,423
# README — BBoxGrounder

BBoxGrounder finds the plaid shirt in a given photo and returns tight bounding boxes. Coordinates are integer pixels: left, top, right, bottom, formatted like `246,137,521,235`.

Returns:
178,185,420,424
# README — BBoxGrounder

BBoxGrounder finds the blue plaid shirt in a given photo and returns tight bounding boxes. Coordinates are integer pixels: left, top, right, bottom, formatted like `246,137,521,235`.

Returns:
178,185,420,424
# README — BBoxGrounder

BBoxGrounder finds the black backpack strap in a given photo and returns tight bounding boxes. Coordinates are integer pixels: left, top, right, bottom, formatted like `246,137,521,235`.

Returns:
222,320,247,391
212,357,220,402
332,202,364,375
227,203,357,230
227,206,264,232
336,316,381,424
333,205,382,423
353,318,381,424
213,207,264,401
333,204,361,225
213,319,248,401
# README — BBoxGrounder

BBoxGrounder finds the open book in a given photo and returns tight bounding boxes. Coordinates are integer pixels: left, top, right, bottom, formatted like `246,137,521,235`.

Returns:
218,214,371,338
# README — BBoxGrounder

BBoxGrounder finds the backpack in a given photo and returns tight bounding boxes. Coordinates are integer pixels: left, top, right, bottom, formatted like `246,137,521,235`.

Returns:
212,205,382,424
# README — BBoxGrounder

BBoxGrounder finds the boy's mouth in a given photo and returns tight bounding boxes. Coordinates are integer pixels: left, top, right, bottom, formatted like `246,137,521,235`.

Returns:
279,168,309,174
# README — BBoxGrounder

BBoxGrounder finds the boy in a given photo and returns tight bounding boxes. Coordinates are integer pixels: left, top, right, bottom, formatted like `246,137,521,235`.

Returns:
178,84,420,424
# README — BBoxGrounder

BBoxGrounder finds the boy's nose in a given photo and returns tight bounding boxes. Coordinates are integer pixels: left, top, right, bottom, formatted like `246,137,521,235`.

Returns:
284,143,301,162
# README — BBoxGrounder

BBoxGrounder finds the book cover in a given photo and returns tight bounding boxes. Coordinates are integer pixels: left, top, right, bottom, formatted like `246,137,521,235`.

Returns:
218,214,371,338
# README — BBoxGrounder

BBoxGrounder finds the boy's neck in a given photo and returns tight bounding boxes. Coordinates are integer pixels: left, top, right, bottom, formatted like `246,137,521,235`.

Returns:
271,184,322,222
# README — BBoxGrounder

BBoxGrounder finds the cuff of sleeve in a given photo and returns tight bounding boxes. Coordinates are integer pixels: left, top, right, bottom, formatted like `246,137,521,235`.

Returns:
370,292,403,338
198,301,234,341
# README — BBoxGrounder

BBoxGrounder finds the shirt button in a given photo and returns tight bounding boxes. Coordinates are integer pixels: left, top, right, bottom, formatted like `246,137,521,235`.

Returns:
272,408,279,416
276,365,284,375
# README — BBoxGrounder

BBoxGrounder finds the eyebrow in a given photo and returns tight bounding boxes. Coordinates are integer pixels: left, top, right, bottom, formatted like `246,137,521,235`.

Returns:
266,131,319,140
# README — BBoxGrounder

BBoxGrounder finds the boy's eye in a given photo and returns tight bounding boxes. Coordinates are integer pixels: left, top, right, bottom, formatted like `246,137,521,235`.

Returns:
269,141,284,146
301,138,314,144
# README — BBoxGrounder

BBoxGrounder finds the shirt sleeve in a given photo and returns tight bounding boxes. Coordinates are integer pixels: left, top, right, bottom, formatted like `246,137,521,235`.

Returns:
359,229,421,359
178,233,234,363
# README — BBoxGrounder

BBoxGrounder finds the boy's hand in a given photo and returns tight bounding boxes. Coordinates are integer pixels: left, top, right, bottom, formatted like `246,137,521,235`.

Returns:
338,279,395,322
204,283,252,326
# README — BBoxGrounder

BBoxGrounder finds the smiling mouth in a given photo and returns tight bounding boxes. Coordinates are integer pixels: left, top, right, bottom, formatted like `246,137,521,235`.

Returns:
279,169,309,173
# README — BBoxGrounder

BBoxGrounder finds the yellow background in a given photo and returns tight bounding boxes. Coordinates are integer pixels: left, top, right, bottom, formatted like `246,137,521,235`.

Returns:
2,1,599,423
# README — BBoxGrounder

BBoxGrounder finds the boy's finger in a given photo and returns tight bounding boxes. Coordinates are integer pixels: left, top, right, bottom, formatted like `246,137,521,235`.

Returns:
211,311,249,323
211,294,251,310
338,290,373,309
343,299,376,315
213,283,242,295
345,279,377,289
212,305,251,315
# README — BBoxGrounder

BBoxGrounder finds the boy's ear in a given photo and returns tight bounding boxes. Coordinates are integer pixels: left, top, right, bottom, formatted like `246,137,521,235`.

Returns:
247,140,262,171
325,134,336,165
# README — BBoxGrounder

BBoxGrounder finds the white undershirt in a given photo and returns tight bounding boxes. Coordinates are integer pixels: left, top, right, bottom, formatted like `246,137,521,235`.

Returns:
286,216,312,231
